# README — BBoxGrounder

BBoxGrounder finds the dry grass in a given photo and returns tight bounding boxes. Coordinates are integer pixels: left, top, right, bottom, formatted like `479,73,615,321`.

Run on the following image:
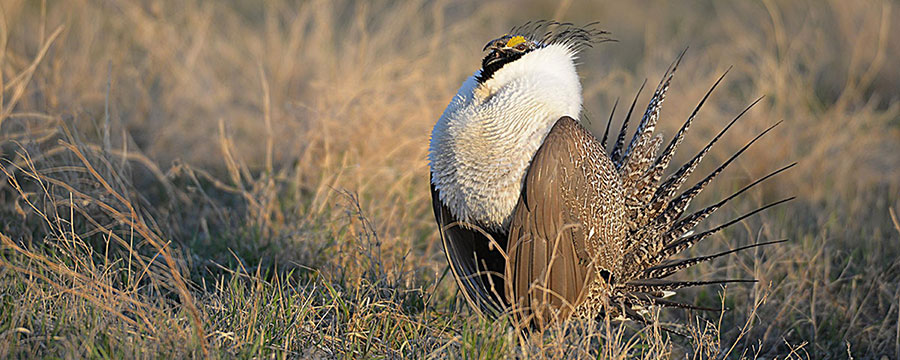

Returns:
0,0,897,358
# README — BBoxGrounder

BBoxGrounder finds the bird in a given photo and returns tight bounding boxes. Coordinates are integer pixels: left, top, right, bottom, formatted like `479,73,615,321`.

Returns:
428,21,792,331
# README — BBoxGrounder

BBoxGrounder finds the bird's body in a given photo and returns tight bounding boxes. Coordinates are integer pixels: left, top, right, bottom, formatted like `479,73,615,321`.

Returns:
428,23,790,330
429,43,582,231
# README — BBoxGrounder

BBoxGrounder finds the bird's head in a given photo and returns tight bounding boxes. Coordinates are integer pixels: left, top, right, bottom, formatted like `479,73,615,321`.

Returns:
481,35,539,72
475,22,612,83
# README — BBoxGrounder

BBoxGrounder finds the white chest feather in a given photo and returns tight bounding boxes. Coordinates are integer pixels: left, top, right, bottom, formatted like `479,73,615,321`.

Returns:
429,44,583,231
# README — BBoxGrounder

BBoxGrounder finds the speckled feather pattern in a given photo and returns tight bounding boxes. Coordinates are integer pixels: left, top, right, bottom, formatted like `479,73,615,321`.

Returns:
542,119,628,321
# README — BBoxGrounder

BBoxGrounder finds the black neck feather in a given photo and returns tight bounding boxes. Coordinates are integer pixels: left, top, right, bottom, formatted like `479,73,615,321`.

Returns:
476,52,525,83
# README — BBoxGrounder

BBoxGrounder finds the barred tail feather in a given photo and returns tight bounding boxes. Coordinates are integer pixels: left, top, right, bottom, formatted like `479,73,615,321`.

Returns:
648,67,731,182
599,52,791,329
627,292,726,312
611,80,646,165
623,69,732,230
620,49,686,172
624,279,757,293
662,162,796,244
647,117,780,232
644,84,752,220
660,197,795,259
602,98,618,148
622,134,662,208
619,105,783,274
642,239,788,279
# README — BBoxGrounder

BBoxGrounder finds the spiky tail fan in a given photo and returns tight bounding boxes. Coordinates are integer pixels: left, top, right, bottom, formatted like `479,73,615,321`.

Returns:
602,51,793,326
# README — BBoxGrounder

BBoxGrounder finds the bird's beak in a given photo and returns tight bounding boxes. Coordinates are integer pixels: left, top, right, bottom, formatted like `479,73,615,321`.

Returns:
482,50,504,68
482,36,513,69
482,37,510,52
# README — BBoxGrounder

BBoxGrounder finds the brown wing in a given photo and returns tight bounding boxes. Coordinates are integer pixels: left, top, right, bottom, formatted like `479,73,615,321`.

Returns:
506,116,624,329
430,181,509,317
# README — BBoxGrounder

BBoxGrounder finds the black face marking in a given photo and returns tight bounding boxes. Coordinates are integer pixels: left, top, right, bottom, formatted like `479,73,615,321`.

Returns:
476,49,528,83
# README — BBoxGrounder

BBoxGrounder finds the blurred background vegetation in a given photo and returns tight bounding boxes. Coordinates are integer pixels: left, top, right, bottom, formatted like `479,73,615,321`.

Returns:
0,0,897,358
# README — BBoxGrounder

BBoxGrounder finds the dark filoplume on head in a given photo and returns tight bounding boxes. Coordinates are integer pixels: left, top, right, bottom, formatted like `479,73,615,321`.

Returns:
474,22,613,84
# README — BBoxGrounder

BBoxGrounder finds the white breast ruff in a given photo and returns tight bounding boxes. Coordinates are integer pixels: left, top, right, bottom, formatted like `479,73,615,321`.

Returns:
429,44,583,231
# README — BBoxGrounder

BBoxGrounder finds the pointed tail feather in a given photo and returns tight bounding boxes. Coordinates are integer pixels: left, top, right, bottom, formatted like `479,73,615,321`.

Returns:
611,80,646,165
644,90,757,221
643,239,788,279
619,121,787,273
649,117,780,231
627,292,726,312
618,54,687,222
662,162,796,244
660,197,795,260
647,68,732,182
620,49,686,173
594,51,791,330
624,278,757,293
602,98,618,148
622,134,663,209
620,195,791,284
623,70,734,226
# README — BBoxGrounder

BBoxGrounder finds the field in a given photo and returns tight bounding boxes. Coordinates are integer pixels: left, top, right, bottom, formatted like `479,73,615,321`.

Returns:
0,0,898,358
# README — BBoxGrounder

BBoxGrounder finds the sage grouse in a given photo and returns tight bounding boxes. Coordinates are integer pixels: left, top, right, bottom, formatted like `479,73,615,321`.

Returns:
428,22,792,330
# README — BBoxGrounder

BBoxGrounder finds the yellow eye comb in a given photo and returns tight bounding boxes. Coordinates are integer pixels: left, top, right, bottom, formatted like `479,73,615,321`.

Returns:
505,35,527,48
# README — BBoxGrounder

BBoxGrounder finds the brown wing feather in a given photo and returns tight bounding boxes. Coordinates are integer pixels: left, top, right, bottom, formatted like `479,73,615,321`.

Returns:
430,181,508,317
505,117,625,330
